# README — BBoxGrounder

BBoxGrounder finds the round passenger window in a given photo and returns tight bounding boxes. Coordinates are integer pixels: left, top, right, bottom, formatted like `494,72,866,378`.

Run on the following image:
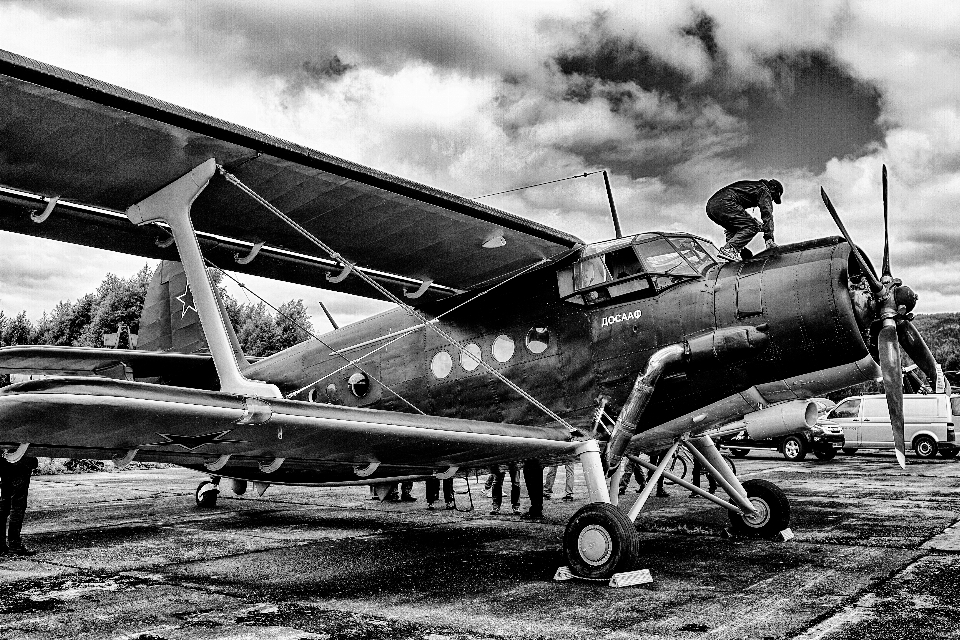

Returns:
525,327,549,354
492,335,515,363
460,343,482,371
431,351,453,379
348,372,370,398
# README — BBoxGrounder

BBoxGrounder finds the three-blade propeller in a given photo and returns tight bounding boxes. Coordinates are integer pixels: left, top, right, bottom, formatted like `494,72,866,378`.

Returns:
821,165,946,468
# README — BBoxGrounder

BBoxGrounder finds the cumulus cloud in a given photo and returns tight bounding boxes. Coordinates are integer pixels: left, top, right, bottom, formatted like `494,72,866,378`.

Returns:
0,0,957,319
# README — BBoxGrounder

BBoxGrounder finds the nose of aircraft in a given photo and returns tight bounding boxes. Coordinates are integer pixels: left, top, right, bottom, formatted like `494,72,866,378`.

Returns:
820,166,945,468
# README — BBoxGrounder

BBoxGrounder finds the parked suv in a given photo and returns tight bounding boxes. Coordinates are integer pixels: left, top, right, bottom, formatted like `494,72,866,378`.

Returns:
718,399,845,461
821,394,957,459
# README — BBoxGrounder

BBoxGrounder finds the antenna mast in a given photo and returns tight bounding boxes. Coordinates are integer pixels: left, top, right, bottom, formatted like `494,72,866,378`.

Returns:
602,170,622,239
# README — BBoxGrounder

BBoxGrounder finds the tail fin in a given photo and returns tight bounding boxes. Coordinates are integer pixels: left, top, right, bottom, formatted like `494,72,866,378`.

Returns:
139,261,247,369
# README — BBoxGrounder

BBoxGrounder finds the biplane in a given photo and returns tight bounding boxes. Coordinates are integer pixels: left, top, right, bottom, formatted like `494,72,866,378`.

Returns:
0,49,946,579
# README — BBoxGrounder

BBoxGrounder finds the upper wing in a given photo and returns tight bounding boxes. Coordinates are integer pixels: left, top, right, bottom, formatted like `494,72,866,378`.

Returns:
0,49,582,304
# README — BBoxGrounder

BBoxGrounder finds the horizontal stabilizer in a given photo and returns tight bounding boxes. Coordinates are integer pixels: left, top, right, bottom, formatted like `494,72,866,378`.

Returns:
0,345,219,389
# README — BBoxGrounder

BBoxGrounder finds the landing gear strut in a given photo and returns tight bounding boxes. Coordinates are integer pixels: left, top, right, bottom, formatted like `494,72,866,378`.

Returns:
562,441,641,578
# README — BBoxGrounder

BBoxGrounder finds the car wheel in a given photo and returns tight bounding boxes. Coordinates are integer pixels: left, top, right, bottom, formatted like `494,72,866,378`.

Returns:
781,436,807,461
563,503,640,579
813,447,837,461
913,435,938,459
728,479,790,538
841,448,858,455
939,447,960,459
730,448,749,459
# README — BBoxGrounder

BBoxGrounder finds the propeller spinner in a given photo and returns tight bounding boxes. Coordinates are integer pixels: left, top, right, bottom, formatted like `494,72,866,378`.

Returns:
821,165,945,468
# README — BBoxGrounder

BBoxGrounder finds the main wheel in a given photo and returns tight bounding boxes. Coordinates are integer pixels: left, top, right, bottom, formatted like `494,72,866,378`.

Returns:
939,447,960,459
728,479,790,538
730,448,749,458
913,435,938,459
781,436,807,461
563,503,640,579
813,447,837,461
195,480,219,508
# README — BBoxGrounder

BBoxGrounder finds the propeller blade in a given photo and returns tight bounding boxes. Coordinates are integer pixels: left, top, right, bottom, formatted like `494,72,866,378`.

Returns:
882,165,891,278
878,322,906,468
820,187,883,294
897,319,939,388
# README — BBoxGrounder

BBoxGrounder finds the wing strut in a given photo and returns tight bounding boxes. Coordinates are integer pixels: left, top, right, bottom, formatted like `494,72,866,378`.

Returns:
125,159,281,399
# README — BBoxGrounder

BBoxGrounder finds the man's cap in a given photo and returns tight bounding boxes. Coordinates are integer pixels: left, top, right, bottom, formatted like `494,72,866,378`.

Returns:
764,179,783,204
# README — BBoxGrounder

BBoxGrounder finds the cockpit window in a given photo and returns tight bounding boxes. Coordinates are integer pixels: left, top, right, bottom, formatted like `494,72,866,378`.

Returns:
672,237,714,274
635,239,698,276
573,247,643,290
574,256,610,289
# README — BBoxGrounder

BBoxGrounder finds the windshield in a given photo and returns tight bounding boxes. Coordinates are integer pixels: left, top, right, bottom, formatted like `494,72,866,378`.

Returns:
672,237,715,274
829,398,861,419
635,239,698,276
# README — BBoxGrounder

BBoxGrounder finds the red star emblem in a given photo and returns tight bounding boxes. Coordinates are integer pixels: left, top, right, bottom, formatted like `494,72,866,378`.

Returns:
175,283,198,319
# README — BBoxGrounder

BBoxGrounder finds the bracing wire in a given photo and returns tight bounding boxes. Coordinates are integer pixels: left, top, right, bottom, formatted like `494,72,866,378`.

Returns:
201,255,427,415
218,165,577,433
285,256,548,398
473,171,602,199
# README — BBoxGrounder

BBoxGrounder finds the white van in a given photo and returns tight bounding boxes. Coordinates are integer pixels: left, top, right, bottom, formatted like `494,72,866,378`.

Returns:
821,394,956,459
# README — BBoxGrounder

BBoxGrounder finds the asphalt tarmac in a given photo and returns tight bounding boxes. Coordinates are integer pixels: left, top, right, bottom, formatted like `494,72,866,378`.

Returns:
2,449,960,640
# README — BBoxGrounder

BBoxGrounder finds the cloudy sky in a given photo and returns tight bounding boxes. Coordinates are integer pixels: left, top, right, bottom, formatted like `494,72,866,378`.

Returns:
0,0,957,330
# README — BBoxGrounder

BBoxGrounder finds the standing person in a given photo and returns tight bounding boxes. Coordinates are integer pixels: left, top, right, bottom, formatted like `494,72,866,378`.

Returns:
648,449,671,498
618,457,647,495
0,455,39,556
488,462,521,515
425,477,455,510
706,179,783,262
543,459,576,501
521,459,544,520
689,458,718,497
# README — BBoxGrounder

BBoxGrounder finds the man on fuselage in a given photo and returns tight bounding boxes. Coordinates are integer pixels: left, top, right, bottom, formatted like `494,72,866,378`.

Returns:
706,179,784,261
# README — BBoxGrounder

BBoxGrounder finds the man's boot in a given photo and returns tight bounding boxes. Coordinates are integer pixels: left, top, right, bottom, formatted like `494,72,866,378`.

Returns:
7,521,36,556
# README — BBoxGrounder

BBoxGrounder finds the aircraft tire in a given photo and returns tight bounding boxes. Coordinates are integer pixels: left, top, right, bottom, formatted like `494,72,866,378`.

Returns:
195,481,219,508
728,479,790,539
813,447,837,461
730,448,749,458
781,436,807,461
563,503,639,579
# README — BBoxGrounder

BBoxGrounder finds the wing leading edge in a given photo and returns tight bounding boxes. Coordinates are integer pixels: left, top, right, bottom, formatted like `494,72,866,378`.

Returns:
0,49,582,304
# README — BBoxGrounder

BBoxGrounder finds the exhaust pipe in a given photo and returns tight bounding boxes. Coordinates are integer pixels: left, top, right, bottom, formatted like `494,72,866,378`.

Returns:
605,326,769,469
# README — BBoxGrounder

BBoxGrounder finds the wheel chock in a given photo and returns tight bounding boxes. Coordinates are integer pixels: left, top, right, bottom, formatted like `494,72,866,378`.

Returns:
775,528,795,542
609,569,654,588
553,566,653,588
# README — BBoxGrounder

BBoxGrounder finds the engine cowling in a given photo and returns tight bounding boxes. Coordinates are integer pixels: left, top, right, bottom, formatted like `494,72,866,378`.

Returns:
743,400,819,441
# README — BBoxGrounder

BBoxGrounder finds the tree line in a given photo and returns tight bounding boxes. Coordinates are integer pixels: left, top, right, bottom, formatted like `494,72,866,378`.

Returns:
0,264,315,358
